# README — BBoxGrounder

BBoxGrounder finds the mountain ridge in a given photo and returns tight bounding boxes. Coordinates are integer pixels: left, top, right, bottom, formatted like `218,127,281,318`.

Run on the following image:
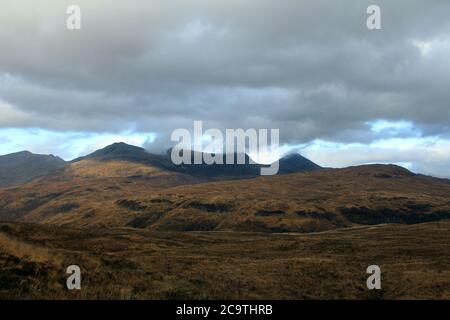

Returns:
0,161,449,233
0,151,65,187
70,141,323,181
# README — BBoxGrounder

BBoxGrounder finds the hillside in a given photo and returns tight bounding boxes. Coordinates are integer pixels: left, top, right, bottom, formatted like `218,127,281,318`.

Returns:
117,164,450,232
0,156,203,226
0,151,65,187
0,163,449,231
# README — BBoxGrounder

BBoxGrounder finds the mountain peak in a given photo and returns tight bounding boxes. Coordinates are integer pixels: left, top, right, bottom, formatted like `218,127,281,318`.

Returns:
281,153,305,160
71,142,176,171
70,143,322,178
100,142,145,152
278,153,322,174
80,142,147,160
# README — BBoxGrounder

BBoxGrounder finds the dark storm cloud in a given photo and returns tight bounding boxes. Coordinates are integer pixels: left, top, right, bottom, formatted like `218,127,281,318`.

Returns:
0,0,449,148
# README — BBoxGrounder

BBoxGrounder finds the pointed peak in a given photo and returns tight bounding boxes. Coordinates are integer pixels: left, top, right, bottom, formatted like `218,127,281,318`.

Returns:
72,142,155,164
105,141,144,149
92,142,146,155
278,152,321,174
281,153,306,160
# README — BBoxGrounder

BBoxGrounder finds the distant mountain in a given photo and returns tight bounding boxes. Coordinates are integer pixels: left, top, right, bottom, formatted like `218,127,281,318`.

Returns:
73,142,322,180
0,142,322,189
166,149,261,179
171,151,323,179
72,142,174,171
0,151,65,187
75,142,147,161
0,142,326,224
278,153,322,174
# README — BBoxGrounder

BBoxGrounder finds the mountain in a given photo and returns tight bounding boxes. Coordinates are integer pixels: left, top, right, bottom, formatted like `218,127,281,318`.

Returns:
5,142,448,233
0,142,324,224
116,164,450,232
278,153,322,174
0,151,65,187
0,143,322,189
165,149,261,179
170,150,322,179
72,142,173,169
1,163,449,231
72,142,322,180
1,144,449,300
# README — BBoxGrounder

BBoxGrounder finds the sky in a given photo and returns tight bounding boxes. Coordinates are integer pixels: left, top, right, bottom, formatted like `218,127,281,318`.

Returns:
0,0,449,177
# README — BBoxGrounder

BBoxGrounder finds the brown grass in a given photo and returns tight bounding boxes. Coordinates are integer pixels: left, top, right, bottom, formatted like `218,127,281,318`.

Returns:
1,164,449,233
1,220,449,299
0,163,449,299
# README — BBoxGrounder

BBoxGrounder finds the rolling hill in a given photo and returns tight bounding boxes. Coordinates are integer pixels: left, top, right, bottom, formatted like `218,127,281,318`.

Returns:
0,151,65,187
0,159,449,231
105,164,450,232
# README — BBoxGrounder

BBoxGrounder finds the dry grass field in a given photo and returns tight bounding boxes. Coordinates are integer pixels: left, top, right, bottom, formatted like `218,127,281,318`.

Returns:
1,220,450,300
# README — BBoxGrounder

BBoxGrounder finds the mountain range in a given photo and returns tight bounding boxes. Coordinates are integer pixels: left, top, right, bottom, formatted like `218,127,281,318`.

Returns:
1,141,450,299
0,142,321,188
0,142,449,232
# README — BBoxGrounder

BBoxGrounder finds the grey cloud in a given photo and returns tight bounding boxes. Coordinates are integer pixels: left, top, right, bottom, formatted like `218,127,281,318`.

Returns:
0,0,449,150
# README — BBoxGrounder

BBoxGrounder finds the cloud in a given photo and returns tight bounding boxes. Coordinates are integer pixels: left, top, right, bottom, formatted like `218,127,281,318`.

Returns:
0,0,449,176
301,138,450,178
0,128,153,160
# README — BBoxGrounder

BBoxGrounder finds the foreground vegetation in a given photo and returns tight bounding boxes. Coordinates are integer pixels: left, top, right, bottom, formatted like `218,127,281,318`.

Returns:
1,220,450,299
